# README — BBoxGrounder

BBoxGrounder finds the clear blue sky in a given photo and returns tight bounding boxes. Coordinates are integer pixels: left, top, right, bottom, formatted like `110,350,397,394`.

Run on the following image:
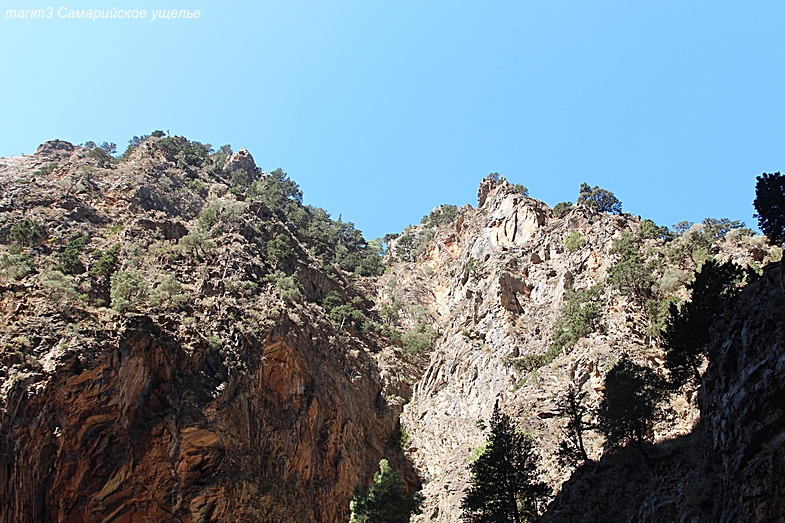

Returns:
2,1,783,240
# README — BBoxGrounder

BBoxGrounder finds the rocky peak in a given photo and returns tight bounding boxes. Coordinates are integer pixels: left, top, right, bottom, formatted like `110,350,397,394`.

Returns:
225,147,257,178
35,139,76,158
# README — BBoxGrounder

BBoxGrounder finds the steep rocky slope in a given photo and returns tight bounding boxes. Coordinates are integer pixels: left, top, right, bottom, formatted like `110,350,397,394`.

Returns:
1,137,781,523
381,177,776,522
0,138,416,522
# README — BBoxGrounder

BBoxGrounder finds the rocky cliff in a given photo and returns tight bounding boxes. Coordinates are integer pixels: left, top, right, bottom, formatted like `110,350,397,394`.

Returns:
383,176,777,522
0,138,416,522
1,137,782,523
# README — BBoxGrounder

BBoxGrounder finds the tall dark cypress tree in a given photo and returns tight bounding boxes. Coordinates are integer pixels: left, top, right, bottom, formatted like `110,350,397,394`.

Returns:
461,403,549,523
754,171,785,245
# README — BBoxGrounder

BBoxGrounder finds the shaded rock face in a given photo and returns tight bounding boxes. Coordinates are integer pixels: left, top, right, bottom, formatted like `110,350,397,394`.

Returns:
0,313,402,523
702,262,785,523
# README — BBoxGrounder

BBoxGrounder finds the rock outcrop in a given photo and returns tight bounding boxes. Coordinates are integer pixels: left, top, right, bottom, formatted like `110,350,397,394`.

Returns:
0,138,415,523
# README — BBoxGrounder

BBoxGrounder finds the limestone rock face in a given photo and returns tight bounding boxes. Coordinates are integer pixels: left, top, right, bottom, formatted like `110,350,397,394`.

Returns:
392,176,774,522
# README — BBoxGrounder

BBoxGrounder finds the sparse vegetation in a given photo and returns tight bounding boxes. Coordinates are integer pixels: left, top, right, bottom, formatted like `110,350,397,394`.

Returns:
577,183,622,214
110,269,148,312
461,403,549,522
57,235,87,274
9,219,44,246
552,201,572,218
349,459,423,523
563,230,585,253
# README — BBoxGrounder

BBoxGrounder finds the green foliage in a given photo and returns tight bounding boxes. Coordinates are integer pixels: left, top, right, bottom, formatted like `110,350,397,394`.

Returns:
267,233,297,270
672,221,694,235
272,273,303,302
556,385,591,466
33,162,58,176
702,217,748,240
120,134,149,159
514,285,602,372
608,233,653,305
466,257,483,277
577,182,622,214
89,244,120,283
754,171,785,245
148,274,186,310
152,135,212,168
57,235,87,274
248,168,303,212
461,404,549,523
469,442,488,463
552,202,572,218
550,285,603,355
87,145,114,167
40,270,79,303
350,459,423,523
563,230,585,253
387,426,410,450
597,358,666,452
422,205,459,227
110,269,148,312
9,219,44,246
321,291,365,328
0,253,31,280
380,300,403,326
197,199,246,232
512,184,529,197
247,171,383,276
663,260,748,387
178,231,215,256
402,323,437,354
639,219,669,241
393,226,434,263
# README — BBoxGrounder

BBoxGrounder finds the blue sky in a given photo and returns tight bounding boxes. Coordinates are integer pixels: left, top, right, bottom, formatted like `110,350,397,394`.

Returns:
1,1,783,240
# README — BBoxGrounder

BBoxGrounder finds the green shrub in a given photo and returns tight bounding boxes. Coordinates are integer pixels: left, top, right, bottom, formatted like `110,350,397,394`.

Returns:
577,183,622,214
197,199,246,232
422,204,459,227
608,233,653,304
110,270,148,312
152,135,211,167
90,244,120,283
40,270,79,303
33,162,58,176
273,273,303,302
57,235,87,274
267,233,297,269
552,202,572,218
178,231,215,256
402,323,437,354
0,253,31,280
148,274,186,310
563,230,586,253
639,219,668,240
512,184,529,197
9,219,44,246
517,285,603,372
386,426,409,450
349,459,423,523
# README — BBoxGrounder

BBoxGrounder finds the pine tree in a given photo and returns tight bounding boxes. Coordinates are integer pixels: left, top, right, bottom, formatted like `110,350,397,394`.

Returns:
663,260,747,387
556,385,591,466
461,404,549,523
754,171,785,245
349,459,422,523
597,359,666,452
